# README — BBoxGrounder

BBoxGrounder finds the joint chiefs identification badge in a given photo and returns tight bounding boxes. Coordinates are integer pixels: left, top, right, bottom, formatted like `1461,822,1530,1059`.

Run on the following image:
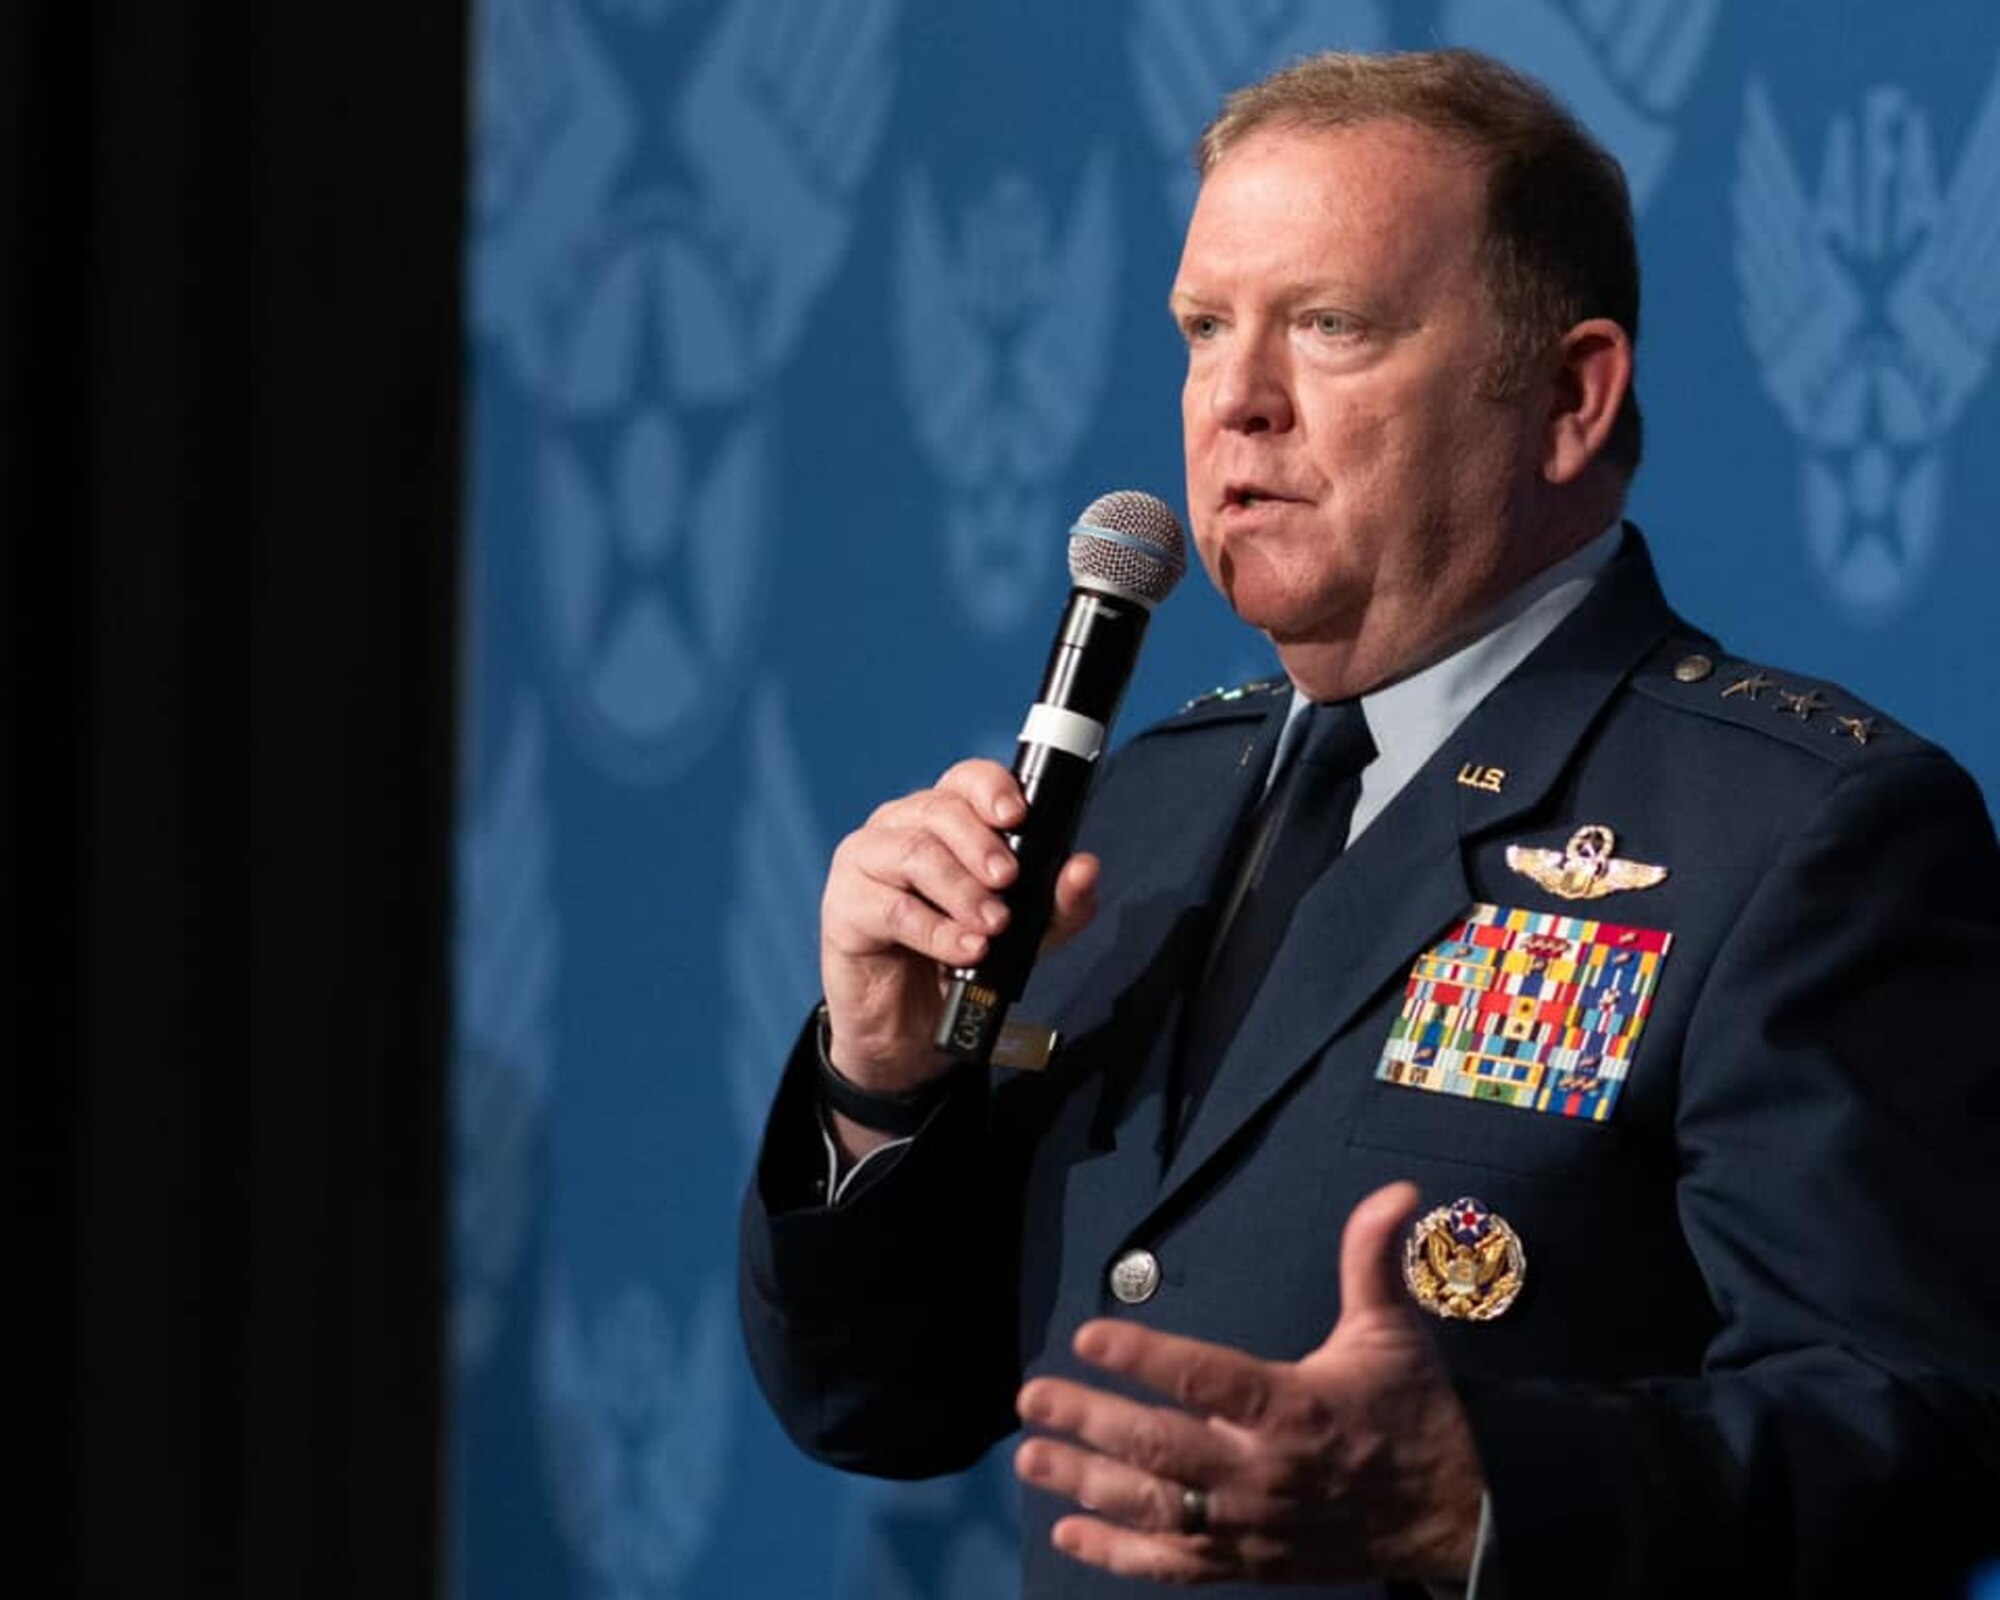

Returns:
1404,1197,1525,1321
1377,904,1672,1123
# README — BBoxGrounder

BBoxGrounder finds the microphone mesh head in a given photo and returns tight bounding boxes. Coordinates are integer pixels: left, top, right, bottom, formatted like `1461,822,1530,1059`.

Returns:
1068,491,1187,607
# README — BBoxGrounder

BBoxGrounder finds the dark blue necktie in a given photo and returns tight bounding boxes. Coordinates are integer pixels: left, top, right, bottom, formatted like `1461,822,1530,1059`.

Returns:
1173,699,1376,1140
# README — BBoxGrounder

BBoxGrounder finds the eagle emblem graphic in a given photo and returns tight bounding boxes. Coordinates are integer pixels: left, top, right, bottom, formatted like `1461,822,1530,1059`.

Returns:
1734,67,2000,622
895,154,1119,634
1506,825,1667,901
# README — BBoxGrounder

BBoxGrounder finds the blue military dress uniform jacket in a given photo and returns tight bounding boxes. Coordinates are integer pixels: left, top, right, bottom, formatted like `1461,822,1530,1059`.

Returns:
740,533,2000,1598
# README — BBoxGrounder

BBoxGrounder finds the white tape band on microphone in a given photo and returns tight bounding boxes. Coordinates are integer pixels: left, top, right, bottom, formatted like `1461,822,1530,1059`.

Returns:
1019,703,1106,761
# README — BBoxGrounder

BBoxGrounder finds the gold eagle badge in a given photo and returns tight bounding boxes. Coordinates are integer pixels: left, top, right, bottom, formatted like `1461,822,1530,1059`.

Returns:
1505,824,1666,901
1403,1197,1525,1321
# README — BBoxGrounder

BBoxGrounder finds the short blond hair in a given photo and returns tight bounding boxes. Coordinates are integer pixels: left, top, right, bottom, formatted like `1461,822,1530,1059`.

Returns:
1199,49,1643,474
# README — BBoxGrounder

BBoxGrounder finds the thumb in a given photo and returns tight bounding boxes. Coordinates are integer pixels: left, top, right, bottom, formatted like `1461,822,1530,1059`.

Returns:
1042,853,1101,950
1337,1180,1423,1321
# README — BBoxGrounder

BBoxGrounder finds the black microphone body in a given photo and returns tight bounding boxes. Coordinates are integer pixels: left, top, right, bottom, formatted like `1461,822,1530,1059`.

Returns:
935,493,1185,1062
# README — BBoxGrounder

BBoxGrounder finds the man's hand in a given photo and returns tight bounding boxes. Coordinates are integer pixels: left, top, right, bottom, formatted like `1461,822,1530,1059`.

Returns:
819,758,1099,1102
1014,1182,1486,1586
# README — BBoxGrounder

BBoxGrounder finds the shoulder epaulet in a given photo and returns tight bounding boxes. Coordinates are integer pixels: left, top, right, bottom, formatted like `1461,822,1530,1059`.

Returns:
1130,676,1289,739
1631,639,1921,767
1179,675,1287,713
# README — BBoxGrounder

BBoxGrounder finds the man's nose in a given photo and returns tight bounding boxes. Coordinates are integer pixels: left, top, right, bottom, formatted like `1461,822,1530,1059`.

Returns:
1207,332,1293,434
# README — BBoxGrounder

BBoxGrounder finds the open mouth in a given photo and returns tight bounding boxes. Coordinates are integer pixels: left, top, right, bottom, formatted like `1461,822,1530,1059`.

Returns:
1225,485,1283,510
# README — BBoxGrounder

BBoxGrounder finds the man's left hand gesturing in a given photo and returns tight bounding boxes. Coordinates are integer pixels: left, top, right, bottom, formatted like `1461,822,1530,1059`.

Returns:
1013,1181,1486,1587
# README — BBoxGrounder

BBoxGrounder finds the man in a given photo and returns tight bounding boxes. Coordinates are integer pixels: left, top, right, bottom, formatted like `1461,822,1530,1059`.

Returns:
740,49,2000,1597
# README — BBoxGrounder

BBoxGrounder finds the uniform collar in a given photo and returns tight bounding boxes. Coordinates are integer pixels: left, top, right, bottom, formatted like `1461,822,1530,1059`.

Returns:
1277,520,1628,840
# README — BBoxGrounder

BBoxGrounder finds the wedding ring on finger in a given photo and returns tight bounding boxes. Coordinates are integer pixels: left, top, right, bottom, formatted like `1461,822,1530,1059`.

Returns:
1179,1484,1210,1536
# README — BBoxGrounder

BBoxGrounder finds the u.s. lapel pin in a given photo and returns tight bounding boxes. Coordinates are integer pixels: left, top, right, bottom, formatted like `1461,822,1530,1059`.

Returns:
1403,1196,1526,1321
1506,824,1667,901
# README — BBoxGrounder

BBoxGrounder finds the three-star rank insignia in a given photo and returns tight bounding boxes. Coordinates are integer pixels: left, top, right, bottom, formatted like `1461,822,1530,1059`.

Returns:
1404,1197,1526,1321
1713,665,1889,749
1506,825,1667,901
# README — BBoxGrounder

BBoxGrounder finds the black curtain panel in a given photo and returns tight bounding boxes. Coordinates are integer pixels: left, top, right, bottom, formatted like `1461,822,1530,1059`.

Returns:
6,4,465,1596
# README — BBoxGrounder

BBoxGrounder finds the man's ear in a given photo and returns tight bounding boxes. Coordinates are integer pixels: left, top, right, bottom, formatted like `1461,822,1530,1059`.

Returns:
1540,318,1633,485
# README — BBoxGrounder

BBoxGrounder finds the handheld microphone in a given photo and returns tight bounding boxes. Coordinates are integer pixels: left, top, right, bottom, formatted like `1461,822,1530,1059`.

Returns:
934,490,1187,1062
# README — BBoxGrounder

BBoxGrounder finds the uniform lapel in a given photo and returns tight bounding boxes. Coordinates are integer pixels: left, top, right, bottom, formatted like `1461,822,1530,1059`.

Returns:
1037,693,1291,1183
1154,534,1683,1206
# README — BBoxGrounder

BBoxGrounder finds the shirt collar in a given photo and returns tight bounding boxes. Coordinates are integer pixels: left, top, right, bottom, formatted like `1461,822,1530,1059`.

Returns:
1280,520,1627,839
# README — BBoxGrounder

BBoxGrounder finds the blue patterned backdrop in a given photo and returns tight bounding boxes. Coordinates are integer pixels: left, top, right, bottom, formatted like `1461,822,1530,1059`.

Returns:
451,3,2000,1595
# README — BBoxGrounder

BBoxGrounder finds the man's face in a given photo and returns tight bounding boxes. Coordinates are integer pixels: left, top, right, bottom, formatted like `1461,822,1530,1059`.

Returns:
1172,119,1558,697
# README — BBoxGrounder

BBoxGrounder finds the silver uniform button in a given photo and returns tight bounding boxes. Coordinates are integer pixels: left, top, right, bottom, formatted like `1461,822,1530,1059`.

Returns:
1673,652,1715,683
1108,1248,1161,1305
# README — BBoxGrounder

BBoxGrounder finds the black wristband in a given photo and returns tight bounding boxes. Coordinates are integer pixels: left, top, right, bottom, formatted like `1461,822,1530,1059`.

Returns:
811,1006,955,1137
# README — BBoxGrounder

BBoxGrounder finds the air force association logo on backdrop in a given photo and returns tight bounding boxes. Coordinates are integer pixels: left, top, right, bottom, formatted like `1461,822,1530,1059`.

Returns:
1440,0,1719,210
536,394,766,780
1736,66,2000,624
474,0,898,779
538,1272,734,1600
452,700,557,1372
895,156,1119,634
1128,1,1389,221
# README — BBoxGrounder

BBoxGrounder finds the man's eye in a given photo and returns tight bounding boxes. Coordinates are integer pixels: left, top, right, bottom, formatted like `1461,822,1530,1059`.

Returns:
1186,315,1221,341
1310,311,1356,338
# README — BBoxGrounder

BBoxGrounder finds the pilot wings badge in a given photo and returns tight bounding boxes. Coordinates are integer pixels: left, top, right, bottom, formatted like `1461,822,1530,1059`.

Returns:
1506,825,1666,901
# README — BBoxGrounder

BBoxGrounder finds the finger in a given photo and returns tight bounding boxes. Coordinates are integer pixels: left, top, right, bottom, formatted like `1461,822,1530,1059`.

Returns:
1018,1374,1235,1486
1047,1514,1228,1585
1069,1320,1279,1429
933,758,1029,830
843,782,1019,907
866,806,1014,911
894,764,1028,899
1013,1435,1190,1536
827,872,992,968
824,838,999,966
1338,1180,1423,1320
1044,853,1101,948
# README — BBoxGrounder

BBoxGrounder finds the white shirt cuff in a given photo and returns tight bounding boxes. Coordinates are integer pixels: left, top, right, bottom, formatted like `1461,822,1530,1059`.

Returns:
816,1113,914,1207
1426,1490,1493,1600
